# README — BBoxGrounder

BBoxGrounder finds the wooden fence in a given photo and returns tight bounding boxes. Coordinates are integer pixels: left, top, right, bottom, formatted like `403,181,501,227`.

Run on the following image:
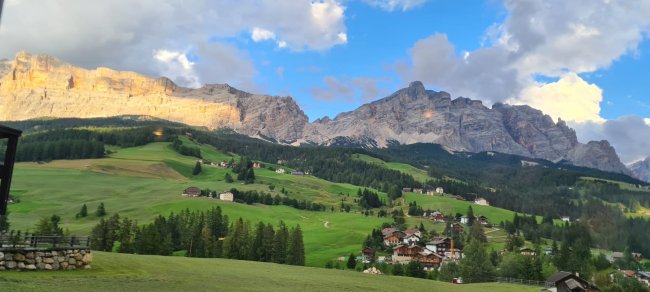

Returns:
0,234,90,249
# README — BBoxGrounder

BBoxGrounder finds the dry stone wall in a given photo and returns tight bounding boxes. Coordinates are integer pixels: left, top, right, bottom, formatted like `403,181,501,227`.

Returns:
0,248,92,271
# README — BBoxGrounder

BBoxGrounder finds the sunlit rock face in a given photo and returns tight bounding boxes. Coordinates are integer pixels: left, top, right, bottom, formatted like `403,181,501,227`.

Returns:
0,51,309,142
0,52,631,175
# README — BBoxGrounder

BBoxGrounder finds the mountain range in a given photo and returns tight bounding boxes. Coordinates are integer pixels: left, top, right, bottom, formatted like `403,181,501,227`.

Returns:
0,51,634,176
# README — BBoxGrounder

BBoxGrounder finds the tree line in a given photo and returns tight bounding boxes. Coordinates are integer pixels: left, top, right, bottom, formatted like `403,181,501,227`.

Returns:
90,207,305,265
14,127,171,162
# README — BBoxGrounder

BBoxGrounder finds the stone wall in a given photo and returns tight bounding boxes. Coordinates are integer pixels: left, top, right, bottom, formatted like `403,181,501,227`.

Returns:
0,248,92,271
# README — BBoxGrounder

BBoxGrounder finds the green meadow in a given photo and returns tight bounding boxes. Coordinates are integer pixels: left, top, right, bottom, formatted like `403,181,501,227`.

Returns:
0,252,537,292
8,140,549,267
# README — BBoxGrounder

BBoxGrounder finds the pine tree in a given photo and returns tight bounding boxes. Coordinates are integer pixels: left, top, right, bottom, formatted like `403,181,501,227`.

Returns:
96,202,107,217
77,204,88,218
273,221,289,264
458,239,495,283
347,253,357,269
286,225,305,266
467,206,475,226
224,173,234,183
193,161,202,175
245,168,255,184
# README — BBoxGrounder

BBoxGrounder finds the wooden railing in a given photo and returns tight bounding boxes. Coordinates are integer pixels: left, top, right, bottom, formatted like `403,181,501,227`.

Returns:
495,277,548,287
0,234,90,249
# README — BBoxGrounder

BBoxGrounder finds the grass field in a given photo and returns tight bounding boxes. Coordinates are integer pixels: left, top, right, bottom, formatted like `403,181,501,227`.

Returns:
7,140,552,267
0,251,538,292
353,154,432,183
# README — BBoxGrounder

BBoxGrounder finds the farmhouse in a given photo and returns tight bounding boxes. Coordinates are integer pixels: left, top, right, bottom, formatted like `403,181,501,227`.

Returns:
431,211,445,222
392,244,424,263
452,223,464,234
275,168,286,174
478,215,489,225
252,162,262,169
412,188,424,194
219,161,230,167
638,272,650,286
436,187,444,194
519,247,536,256
402,187,412,193
219,192,234,202
561,216,571,222
455,195,465,201
361,247,375,263
383,231,406,246
474,197,490,206
182,187,201,197
415,252,444,270
426,237,452,255
545,271,600,292
460,216,469,224
403,229,422,239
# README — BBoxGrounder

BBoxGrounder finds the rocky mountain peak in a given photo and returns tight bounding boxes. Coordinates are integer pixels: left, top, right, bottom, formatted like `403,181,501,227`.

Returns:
629,157,650,182
0,52,632,175
0,51,308,143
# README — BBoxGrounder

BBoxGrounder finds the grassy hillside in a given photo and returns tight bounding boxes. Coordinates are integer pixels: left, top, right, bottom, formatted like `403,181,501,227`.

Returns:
0,252,537,292
353,153,432,183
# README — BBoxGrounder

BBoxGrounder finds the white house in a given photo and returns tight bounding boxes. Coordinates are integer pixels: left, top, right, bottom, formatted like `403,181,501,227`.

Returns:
474,198,490,206
561,216,570,222
219,192,234,202
435,187,444,194
460,216,469,224
403,234,420,245
275,168,286,174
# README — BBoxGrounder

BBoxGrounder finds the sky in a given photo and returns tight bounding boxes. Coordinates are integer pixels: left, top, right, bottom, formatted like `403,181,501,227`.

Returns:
1,0,650,163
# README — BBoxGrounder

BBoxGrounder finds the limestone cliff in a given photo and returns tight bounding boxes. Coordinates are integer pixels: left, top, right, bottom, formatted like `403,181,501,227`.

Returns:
305,81,631,175
0,52,632,175
0,51,309,143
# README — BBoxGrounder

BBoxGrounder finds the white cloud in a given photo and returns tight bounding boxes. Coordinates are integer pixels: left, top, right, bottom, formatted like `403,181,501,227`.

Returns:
645,118,650,126
0,0,348,86
153,49,200,88
312,76,355,101
400,0,650,124
512,72,605,123
572,116,650,164
311,76,388,102
363,0,428,11
251,27,276,42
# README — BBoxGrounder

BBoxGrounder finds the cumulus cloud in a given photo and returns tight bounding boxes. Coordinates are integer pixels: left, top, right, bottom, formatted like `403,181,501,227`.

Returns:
397,0,650,163
311,76,386,102
364,0,428,11
511,73,605,123
312,76,355,101
572,116,650,164
251,27,276,42
400,0,650,123
0,0,347,88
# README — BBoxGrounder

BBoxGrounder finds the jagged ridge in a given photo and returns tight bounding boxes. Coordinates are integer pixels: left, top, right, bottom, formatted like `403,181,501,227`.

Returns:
0,52,631,175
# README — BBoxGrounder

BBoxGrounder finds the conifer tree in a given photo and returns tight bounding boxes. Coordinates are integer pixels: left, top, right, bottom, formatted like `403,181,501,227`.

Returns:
287,225,305,266
193,161,202,175
224,173,234,183
347,253,357,269
273,221,289,264
96,202,107,217
77,204,88,218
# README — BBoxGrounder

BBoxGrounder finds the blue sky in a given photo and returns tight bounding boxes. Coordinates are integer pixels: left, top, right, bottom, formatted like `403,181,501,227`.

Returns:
2,0,650,162
245,0,510,120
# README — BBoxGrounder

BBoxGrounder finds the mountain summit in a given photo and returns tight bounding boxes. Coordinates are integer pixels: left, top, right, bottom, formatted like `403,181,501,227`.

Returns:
0,51,631,175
